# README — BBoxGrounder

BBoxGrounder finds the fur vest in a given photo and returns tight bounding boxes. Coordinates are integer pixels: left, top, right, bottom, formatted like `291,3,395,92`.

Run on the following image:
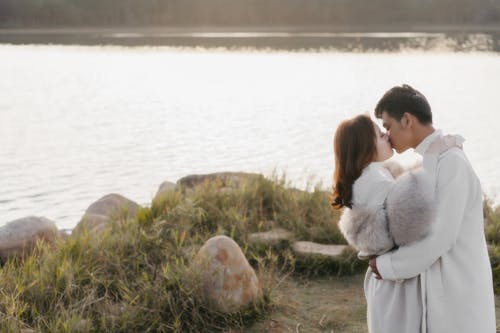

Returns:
338,166,435,259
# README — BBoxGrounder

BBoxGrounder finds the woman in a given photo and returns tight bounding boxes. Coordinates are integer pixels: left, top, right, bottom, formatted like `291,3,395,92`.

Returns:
331,114,457,333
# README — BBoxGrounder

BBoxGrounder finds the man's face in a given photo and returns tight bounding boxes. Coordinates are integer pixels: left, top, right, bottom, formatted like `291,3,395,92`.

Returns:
381,111,413,153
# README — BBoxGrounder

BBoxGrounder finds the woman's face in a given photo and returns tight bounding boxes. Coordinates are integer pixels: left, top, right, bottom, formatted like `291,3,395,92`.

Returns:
373,122,394,162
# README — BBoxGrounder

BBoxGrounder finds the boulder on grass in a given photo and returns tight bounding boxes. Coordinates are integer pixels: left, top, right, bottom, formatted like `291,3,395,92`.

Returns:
153,180,176,202
74,193,139,233
190,235,262,313
0,216,58,261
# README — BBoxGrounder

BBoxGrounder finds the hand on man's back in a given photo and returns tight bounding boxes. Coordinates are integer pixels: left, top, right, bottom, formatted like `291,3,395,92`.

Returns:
426,134,464,155
369,256,382,279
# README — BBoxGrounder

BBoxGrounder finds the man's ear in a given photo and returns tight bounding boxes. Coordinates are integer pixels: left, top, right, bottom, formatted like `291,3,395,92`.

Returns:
401,112,412,129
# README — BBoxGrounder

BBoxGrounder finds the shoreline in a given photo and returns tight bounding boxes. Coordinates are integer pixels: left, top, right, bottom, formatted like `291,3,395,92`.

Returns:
1,27,499,51
2,171,499,233
1,24,500,34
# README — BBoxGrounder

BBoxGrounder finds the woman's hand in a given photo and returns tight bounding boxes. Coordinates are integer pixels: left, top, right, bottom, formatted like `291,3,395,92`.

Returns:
369,256,382,279
426,134,464,155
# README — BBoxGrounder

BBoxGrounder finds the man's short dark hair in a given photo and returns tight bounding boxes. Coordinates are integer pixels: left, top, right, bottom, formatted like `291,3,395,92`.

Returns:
374,84,432,124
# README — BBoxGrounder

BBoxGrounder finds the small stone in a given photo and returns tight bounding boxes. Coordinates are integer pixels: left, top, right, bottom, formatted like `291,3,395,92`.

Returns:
248,228,293,246
293,241,347,258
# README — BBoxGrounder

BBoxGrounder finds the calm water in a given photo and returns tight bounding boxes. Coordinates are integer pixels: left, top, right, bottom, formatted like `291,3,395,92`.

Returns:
1,43,500,229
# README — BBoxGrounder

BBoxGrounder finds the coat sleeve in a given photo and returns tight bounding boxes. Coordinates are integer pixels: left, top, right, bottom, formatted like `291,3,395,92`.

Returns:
377,149,472,280
338,203,395,259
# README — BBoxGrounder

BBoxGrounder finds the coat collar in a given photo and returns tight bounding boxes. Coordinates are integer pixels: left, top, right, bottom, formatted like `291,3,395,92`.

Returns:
414,129,442,156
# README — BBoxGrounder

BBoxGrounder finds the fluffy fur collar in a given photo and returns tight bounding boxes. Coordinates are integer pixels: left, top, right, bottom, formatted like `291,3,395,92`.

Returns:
338,166,435,259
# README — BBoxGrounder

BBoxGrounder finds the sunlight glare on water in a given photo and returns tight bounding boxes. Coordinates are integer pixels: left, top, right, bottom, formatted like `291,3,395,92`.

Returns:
1,45,499,229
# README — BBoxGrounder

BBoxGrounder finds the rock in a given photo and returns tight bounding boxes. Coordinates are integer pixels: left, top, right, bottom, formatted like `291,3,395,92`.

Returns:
247,228,293,246
74,193,140,233
293,241,347,258
153,180,176,201
0,216,58,261
190,235,262,313
84,193,139,217
177,172,262,190
76,214,109,233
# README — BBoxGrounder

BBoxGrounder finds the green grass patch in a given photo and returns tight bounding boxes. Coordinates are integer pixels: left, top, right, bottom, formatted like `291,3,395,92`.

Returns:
2,174,499,331
0,174,359,332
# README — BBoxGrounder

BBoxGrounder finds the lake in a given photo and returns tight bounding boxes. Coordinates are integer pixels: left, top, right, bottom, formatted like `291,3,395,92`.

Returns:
1,33,500,229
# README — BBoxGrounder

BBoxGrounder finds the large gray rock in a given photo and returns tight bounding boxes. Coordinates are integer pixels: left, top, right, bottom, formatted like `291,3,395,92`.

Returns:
75,194,140,233
0,216,58,261
190,235,262,313
177,172,262,190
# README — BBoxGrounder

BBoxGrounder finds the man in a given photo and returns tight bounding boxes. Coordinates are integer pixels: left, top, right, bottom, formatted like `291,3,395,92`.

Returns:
369,84,496,332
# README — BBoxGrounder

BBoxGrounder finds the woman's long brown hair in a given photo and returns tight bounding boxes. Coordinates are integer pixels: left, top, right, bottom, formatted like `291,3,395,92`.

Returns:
331,114,377,209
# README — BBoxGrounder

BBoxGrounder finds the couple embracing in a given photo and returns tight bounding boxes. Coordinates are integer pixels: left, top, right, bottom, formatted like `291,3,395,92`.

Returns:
332,85,496,332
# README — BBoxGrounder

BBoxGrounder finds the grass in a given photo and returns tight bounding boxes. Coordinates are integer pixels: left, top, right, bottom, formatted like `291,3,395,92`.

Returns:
0,218,269,332
0,174,361,332
0,173,498,332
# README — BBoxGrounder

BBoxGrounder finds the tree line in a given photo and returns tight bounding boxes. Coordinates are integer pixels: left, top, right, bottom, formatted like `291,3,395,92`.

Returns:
0,0,499,28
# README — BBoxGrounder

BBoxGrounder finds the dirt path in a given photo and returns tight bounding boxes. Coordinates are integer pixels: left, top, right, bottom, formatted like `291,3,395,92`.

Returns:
238,274,368,333
231,273,500,333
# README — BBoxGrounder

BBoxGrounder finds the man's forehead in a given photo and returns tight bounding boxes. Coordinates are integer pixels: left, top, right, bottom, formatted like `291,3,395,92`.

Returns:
378,114,387,123
380,112,392,127
380,111,389,120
